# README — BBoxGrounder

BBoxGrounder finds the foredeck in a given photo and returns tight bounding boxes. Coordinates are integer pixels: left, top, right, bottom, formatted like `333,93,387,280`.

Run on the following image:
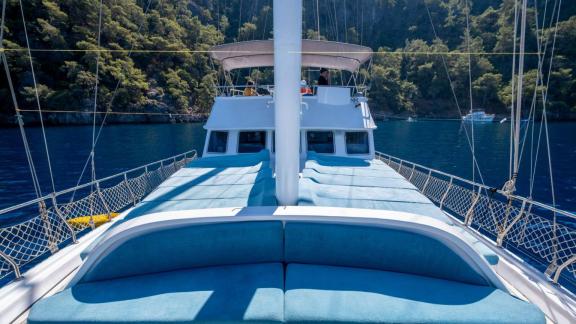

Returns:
115,150,498,265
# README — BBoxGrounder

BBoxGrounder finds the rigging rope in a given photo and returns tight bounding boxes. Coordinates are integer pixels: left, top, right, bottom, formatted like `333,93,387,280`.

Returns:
1,0,42,199
530,0,561,200
18,0,57,194
509,0,519,182
504,0,529,195
517,0,556,195
69,0,155,202
90,0,104,188
343,0,348,43
423,1,486,187
316,0,320,40
464,0,475,184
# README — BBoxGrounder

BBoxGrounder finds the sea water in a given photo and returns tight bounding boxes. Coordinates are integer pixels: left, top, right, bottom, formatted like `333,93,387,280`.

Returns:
0,121,574,218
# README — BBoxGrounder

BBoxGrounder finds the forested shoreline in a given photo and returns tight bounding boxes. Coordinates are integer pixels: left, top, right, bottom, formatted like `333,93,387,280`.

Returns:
1,0,575,125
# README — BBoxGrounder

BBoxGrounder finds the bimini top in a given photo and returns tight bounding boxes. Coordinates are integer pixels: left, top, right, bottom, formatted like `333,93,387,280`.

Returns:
209,39,373,72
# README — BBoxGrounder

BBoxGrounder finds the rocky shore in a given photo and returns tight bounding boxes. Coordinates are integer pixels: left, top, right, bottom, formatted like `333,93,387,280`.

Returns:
0,111,208,126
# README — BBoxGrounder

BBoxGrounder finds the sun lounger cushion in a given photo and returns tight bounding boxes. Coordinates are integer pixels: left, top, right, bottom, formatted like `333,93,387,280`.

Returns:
187,149,270,168
81,221,284,283
284,221,489,286
29,263,284,324
284,263,545,324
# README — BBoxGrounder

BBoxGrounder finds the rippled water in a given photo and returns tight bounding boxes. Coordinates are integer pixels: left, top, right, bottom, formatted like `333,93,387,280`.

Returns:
1,121,574,216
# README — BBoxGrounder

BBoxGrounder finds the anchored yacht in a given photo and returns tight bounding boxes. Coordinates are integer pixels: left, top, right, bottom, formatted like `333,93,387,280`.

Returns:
0,1,575,323
462,109,496,123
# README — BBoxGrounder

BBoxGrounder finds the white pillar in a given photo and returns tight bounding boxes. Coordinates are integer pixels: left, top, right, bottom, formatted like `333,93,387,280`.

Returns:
273,0,302,205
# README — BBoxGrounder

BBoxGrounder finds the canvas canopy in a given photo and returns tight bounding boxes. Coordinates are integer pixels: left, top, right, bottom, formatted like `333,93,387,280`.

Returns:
209,40,372,72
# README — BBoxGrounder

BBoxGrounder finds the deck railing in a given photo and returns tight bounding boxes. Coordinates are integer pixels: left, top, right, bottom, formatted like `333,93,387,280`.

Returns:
215,84,369,97
375,151,576,290
0,150,198,284
1,149,574,291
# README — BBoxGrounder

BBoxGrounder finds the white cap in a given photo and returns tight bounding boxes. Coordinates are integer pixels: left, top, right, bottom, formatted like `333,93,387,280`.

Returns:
300,80,308,86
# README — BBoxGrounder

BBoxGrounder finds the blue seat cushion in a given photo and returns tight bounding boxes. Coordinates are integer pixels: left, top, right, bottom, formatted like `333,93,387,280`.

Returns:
284,222,489,286
298,178,453,223
302,168,416,188
285,263,545,324
188,149,270,168
29,263,284,324
81,221,283,282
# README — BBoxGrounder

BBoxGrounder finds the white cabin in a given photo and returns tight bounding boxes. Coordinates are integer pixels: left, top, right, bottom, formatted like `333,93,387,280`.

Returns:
203,40,376,167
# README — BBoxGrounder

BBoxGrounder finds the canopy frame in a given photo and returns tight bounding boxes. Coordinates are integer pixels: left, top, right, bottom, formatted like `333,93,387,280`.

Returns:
210,39,373,72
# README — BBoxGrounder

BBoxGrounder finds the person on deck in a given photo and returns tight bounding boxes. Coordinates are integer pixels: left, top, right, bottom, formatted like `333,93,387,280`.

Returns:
243,80,257,96
300,80,313,95
317,68,330,86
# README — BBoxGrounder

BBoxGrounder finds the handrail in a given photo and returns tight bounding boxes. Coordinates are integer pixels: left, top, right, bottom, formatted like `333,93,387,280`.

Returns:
215,84,368,97
0,150,197,216
375,150,576,287
375,151,576,220
0,149,198,284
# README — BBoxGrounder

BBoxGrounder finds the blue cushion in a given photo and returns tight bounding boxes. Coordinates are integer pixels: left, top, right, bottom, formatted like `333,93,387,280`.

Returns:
172,163,269,176
144,177,275,202
285,263,545,323
307,151,392,169
298,178,432,203
298,178,453,223
160,168,273,187
305,161,401,177
81,221,284,282
29,263,284,324
284,222,489,286
302,168,416,188
188,149,270,168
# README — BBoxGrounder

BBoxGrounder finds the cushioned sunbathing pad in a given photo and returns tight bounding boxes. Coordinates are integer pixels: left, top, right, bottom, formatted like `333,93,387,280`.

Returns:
284,263,545,324
307,151,392,168
126,180,276,218
160,169,273,187
127,195,277,218
305,161,403,178
284,222,490,286
123,151,277,219
300,154,498,265
298,178,451,222
171,163,269,177
302,168,416,189
144,177,274,202
187,149,270,168
29,263,284,324
299,178,430,203
81,221,283,282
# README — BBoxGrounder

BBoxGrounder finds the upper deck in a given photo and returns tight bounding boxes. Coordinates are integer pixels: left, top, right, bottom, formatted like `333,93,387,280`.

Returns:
202,86,376,161
205,86,375,131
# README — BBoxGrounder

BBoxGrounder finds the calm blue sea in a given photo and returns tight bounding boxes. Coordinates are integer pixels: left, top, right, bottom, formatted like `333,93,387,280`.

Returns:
0,121,575,217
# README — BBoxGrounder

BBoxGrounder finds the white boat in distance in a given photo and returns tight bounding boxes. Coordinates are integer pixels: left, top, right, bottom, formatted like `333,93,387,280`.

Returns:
462,109,496,122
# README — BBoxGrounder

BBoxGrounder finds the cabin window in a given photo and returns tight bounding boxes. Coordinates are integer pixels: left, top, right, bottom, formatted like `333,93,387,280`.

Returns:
346,131,370,154
307,131,334,154
238,131,267,153
207,131,228,153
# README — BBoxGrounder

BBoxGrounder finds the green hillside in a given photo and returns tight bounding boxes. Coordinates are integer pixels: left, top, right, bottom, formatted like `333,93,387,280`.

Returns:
1,0,575,122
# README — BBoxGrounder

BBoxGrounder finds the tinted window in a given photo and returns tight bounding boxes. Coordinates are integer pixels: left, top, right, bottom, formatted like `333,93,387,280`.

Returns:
346,132,369,154
307,131,334,154
207,131,228,153
238,131,267,153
